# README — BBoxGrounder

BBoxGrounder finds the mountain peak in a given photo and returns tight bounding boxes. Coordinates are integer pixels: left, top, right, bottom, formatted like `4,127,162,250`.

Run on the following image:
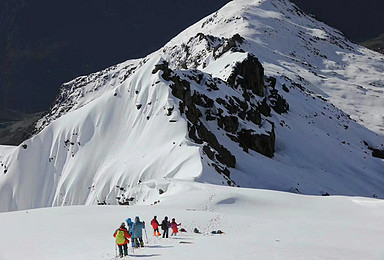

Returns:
0,0,383,212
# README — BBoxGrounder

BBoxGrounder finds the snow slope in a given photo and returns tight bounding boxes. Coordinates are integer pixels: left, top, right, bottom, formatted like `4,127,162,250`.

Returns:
0,183,383,260
164,0,384,134
0,0,384,212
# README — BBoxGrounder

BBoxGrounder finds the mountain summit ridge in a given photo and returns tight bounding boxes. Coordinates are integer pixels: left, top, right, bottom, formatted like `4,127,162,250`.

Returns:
0,0,383,212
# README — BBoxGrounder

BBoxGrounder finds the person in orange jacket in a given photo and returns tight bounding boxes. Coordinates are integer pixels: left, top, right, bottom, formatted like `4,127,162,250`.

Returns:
151,216,161,237
170,218,181,236
113,222,131,258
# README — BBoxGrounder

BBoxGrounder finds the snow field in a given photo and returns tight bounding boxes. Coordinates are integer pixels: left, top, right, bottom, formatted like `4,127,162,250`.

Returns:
0,182,383,260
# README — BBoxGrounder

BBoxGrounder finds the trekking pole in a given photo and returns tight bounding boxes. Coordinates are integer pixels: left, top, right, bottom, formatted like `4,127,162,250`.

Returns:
144,228,149,244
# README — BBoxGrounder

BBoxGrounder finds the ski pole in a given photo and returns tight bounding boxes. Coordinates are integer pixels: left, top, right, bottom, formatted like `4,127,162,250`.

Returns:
131,238,135,255
115,242,117,258
144,228,149,244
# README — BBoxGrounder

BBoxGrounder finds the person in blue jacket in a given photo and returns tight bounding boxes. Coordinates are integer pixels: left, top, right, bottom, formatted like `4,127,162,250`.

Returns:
126,217,135,247
132,216,145,247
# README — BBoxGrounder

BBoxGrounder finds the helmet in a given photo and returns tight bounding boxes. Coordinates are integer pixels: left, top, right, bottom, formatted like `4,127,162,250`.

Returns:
121,222,126,227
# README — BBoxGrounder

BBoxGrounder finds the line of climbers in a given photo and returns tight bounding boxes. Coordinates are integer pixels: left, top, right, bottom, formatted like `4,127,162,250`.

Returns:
151,215,181,238
113,215,181,258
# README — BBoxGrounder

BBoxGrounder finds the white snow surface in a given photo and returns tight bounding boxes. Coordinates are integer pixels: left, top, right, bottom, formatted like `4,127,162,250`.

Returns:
0,0,384,214
1,1,384,258
0,182,383,260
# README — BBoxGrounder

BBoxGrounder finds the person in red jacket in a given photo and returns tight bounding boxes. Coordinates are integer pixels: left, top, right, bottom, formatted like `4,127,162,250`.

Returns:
151,216,161,237
170,218,181,236
113,222,131,258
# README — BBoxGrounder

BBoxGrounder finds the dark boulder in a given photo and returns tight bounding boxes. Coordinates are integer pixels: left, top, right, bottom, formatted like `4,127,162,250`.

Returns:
237,128,275,157
227,54,265,97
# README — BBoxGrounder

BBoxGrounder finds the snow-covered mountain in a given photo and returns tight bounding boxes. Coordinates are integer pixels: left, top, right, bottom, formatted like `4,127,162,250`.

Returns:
0,0,383,212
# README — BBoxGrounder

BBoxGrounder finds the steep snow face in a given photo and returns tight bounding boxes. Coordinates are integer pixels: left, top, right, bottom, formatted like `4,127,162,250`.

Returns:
0,0,384,212
0,56,204,211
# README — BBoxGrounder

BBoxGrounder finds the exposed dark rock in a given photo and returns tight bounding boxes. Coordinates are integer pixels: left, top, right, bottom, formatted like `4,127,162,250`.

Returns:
152,61,172,79
258,98,271,117
282,84,290,92
266,76,276,88
185,106,202,125
205,110,216,121
246,108,261,125
369,147,384,159
218,116,239,134
203,145,215,160
154,62,237,169
227,54,265,97
196,123,236,168
188,125,203,144
269,89,289,114
192,92,214,108
205,81,219,91
237,128,275,157
167,106,174,116
212,163,231,178
178,101,185,115
117,200,130,206
363,141,384,159
226,133,239,143
213,33,245,59
151,48,286,173
216,97,240,115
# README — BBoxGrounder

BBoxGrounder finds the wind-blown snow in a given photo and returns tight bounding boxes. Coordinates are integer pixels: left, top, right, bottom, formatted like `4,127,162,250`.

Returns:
0,0,383,213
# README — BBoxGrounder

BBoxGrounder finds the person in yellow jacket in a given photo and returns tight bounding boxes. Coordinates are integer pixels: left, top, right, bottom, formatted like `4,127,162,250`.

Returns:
113,222,131,258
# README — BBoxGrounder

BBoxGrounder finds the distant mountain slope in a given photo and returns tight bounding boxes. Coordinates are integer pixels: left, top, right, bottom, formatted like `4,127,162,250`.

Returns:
361,34,384,55
290,0,384,42
0,0,229,113
0,110,44,145
0,0,383,212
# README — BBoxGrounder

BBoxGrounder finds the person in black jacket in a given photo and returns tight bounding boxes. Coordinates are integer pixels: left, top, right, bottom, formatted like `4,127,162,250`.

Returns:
161,216,171,238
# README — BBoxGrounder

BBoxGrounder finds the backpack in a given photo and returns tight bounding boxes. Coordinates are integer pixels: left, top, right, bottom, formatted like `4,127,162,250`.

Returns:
161,221,167,230
116,229,126,244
